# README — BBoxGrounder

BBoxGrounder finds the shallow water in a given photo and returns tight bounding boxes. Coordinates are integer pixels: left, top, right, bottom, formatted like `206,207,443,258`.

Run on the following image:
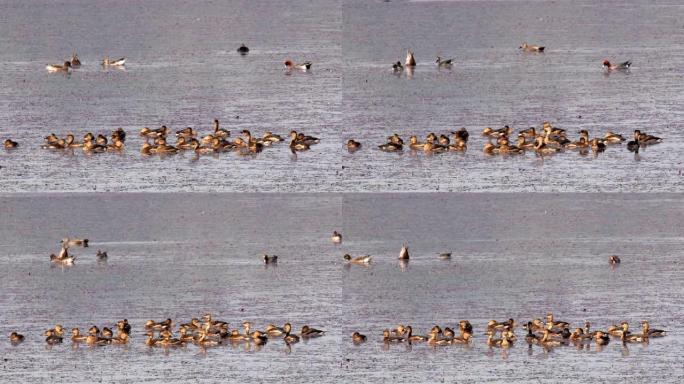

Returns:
1,0,683,192
0,193,682,383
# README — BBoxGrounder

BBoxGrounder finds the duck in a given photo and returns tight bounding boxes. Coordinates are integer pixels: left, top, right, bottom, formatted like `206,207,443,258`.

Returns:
45,330,63,345
46,61,72,72
603,60,631,71
263,254,278,264
627,137,640,152
331,231,343,244
609,255,621,265
435,56,453,67
4,139,18,148
620,330,647,344
112,128,126,142
112,332,129,344
346,139,361,151
283,324,300,344
634,130,662,144
284,60,312,70
519,43,545,52
9,332,25,344
519,127,536,138
83,140,107,153
486,332,511,348
404,326,427,342
397,244,409,260
405,50,416,67
50,251,75,265
426,332,449,346
604,131,625,143
290,130,320,145
102,57,126,66
534,137,559,155
545,313,569,330
641,320,666,337
42,138,67,150
117,319,131,335
145,332,159,347
108,138,125,151
448,139,467,152
301,325,325,338
352,332,367,343
265,324,286,337
392,61,403,71
145,318,172,330
383,329,404,343
139,126,168,139
190,141,215,154
608,322,629,337
262,132,283,143
452,127,469,142
69,51,81,67
438,252,451,260
594,331,610,345
158,334,184,347
237,44,249,55
289,139,310,152
498,139,522,154
590,138,606,152
71,328,87,342
197,331,220,347
378,142,403,152
451,330,472,344
61,238,89,248
565,137,589,149
516,135,535,150
175,127,196,138
482,126,512,137
408,136,425,150
538,330,561,347
483,143,496,155
524,324,540,345
208,119,230,138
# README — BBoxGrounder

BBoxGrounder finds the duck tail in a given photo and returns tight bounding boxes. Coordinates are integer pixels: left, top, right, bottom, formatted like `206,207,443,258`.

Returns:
538,47,545,52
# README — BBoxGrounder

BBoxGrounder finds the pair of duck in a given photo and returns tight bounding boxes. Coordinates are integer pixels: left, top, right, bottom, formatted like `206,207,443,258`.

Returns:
49,237,89,265
392,50,453,71
46,53,125,72
343,244,408,265
43,129,126,153
70,322,130,345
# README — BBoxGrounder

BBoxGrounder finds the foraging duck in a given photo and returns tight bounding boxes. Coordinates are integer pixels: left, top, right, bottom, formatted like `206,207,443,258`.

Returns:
50,250,75,265
399,244,409,260
4,139,18,149
609,255,621,265
435,56,453,67
237,44,249,55
352,332,367,343
627,137,640,152
346,139,361,151
284,60,312,70
519,43,545,52
112,128,126,142
452,127,469,142
9,332,25,344
118,319,131,335
45,330,63,345
102,57,126,66
46,61,72,72
331,231,342,244
301,325,325,338
603,60,631,71
70,52,81,67
263,254,278,264
392,61,403,71
405,50,416,67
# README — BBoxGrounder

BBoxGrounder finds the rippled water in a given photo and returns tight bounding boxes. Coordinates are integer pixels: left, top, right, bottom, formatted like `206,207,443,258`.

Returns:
0,193,682,383
1,0,683,192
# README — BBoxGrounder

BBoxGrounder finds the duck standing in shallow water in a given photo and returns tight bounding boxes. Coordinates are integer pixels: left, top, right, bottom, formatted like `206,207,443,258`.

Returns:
237,44,249,55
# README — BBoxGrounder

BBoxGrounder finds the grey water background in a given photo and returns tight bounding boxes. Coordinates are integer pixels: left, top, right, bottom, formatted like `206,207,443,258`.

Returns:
0,193,682,383
0,0,683,192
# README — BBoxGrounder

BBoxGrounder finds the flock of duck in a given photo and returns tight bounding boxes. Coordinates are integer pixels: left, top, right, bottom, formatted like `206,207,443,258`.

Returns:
364,314,666,351
373,122,662,155
4,119,321,156
10,314,326,350
8,313,666,353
